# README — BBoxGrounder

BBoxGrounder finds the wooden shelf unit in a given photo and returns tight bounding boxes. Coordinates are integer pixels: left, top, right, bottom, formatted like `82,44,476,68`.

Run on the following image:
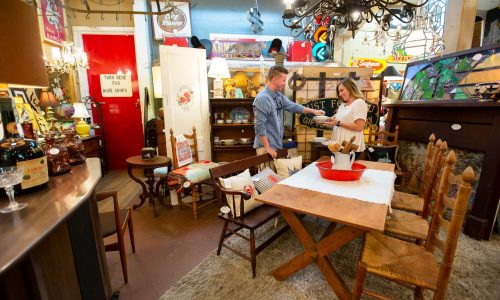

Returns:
209,98,256,162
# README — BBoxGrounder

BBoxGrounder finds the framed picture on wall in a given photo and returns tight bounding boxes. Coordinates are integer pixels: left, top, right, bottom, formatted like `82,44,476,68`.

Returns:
151,1,192,40
40,0,66,45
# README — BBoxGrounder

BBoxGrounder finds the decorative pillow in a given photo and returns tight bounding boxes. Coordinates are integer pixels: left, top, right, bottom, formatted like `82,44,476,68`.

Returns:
175,135,193,167
252,168,283,193
365,145,398,164
274,156,303,179
219,169,261,217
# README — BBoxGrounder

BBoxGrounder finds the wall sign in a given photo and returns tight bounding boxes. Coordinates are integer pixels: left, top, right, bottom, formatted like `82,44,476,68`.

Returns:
387,54,412,63
40,0,65,45
152,1,192,40
297,98,379,131
350,57,387,74
99,74,132,97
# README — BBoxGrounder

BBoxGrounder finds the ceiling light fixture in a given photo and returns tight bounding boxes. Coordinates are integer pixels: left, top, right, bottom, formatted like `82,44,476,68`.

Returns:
282,0,429,38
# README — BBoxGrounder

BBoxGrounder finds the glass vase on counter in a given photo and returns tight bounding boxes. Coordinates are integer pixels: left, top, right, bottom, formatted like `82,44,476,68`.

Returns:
43,132,71,176
60,128,86,165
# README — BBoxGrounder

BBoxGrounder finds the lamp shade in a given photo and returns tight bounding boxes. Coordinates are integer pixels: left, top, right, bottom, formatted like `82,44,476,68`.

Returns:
376,66,402,78
72,103,91,119
39,91,59,107
0,0,49,88
207,57,230,78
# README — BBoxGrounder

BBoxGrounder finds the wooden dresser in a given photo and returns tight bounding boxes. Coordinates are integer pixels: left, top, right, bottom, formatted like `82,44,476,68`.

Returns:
81,135,100,158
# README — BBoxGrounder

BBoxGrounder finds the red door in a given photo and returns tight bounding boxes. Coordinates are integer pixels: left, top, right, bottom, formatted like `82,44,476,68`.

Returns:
82,34,144,170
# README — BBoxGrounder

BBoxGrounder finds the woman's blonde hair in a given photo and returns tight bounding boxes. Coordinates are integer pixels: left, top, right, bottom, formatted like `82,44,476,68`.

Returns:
336,78,365,101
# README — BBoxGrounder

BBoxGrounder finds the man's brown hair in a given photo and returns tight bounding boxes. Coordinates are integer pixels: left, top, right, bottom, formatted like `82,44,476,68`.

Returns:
267,66,288,81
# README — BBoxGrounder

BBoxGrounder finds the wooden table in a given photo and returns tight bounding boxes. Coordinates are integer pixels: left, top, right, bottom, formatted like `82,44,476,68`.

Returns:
126,155,171,217
256,159,394,300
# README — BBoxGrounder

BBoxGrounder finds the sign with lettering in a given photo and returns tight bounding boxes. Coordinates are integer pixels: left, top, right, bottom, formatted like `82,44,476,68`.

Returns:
387,54,412,63
350,57,387,74
100,74,132,97
152,1,192,40
297,98,379,131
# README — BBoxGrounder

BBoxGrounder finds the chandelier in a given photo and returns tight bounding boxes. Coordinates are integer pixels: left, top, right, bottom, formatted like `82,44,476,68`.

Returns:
46,42,89,74
282,0,429,38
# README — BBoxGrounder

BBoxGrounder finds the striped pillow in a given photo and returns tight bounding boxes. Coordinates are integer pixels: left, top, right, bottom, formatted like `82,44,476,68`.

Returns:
252,168,283,193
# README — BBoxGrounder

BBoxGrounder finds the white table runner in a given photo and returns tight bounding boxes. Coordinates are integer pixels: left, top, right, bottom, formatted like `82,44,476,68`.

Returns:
278,162,396,205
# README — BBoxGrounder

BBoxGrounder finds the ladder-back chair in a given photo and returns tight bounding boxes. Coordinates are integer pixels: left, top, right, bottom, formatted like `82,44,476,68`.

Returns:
353,151,475,300
384,140,448,242
166,127,219,220
391,133,438,213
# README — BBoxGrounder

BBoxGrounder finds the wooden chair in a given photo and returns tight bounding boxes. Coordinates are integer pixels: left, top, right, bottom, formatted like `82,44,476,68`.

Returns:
353,151,475,300
384,140,448,242
96,191,135,284
365,125,406,187
391,133,438,213
210,149,289,278
167,127,218,220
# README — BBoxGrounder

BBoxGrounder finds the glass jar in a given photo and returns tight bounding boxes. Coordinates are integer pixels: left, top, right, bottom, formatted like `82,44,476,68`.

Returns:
60,128,86,165
43,133,71,176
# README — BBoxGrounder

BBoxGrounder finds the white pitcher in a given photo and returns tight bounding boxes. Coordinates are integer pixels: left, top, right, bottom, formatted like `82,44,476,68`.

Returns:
331,151,356,170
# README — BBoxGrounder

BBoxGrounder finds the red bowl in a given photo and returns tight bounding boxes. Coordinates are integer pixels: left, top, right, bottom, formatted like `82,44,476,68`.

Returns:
316,161,367,181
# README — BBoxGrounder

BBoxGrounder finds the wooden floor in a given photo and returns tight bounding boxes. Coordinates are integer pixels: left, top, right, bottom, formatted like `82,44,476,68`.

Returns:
95,170,221,300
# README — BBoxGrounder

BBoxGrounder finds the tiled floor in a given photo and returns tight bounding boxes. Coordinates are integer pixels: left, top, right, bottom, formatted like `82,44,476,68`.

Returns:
96,170,222,300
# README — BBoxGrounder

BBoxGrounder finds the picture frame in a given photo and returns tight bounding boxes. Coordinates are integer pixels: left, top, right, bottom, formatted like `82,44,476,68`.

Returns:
39,0,66,45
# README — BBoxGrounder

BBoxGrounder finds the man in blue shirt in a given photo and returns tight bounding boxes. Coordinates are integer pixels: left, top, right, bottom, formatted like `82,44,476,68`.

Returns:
253,66,325,158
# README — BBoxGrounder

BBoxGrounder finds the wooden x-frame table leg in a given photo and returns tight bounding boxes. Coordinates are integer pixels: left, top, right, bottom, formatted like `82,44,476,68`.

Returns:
271,209,365,300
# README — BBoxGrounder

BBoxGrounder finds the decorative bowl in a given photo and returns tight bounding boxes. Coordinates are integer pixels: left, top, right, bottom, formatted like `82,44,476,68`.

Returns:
225,119,233,124
316,161,367,181
313,116,329,124
221,139,236,145
239,138,251,144
241,119,249,123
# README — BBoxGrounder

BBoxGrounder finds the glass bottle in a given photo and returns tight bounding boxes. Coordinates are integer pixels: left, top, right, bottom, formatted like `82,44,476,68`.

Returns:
0,97,49,194
43,132,71,176
61,128,86,165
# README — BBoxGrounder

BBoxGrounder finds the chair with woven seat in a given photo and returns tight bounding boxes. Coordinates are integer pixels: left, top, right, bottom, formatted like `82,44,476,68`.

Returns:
353,151,475,300
365,125,406,188
210,149,289,278
390,133,439,214
96,191,135,284
384,140,448,242
165,127,219,220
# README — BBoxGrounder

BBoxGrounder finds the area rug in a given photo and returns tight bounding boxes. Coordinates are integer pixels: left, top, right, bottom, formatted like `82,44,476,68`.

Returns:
159,217,500,300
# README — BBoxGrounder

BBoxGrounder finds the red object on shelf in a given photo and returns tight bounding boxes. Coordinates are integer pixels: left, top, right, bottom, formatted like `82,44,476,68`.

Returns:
316,161,367,181
287,41,312,62
163,37,189,47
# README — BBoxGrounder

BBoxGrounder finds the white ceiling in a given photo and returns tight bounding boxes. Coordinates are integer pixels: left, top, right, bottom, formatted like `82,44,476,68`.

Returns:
477,0,499,11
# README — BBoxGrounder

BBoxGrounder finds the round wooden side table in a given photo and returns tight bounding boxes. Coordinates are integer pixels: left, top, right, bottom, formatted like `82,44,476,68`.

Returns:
126,155,171,217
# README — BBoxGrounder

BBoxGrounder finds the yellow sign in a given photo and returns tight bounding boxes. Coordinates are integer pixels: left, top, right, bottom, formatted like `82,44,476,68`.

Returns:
350,57,387,74
387,54,412,63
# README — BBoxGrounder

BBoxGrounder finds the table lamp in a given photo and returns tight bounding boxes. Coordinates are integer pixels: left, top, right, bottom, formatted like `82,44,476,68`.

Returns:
72,103,91,137
207,57,230,98
377,66,403,103
39,90,59,131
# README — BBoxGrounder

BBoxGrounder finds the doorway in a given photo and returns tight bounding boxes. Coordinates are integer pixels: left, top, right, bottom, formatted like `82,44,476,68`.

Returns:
81,33,144,170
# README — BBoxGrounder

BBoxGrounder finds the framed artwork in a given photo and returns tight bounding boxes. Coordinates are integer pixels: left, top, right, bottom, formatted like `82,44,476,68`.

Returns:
40,0,65,45
9,88,48,132
151,1,192,40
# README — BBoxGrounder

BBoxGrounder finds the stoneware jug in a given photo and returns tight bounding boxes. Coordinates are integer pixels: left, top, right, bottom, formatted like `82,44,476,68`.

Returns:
331,151,356,170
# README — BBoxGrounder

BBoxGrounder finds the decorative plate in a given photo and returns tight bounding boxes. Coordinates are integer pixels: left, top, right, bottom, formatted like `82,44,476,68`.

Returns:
230,107,250,121
177,86,194,110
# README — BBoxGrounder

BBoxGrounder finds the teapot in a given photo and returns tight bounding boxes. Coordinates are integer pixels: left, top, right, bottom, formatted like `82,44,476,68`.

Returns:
331,151,356,170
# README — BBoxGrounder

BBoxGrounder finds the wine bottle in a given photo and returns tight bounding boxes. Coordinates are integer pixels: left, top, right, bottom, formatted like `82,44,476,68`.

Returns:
0,96,49,194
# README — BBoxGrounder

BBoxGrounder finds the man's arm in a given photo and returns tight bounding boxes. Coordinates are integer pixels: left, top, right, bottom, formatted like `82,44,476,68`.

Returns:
258,135,277,158
281,95,324,116
302,106,325,116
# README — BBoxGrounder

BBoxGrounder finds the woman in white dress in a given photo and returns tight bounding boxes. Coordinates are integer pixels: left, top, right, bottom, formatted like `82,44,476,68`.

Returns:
321,78,368,158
